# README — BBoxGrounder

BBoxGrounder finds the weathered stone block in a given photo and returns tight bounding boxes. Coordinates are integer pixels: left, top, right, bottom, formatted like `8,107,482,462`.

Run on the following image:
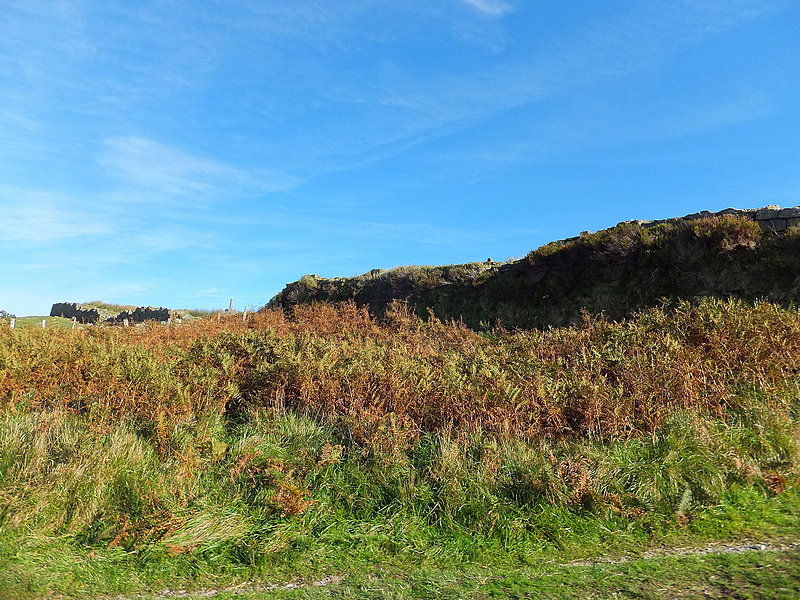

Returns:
778,207,800,219
759,219,787,232
755,208,780,220
683,211,714,220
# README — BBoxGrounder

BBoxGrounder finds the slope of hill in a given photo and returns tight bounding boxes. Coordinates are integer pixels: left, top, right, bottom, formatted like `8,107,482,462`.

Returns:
268,206,800,329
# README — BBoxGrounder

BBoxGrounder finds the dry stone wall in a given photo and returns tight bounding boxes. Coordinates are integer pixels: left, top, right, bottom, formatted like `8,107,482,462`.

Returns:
560,205,800,244
642,205,800,234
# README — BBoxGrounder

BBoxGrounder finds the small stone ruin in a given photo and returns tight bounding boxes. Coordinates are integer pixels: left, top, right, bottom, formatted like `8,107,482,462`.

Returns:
50,302,178,324
115,306,173,323
49,303,106,323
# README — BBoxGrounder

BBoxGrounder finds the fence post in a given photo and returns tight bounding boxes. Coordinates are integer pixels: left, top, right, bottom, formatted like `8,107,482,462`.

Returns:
243,307,248,322
72,317,77,329
9,318,14,329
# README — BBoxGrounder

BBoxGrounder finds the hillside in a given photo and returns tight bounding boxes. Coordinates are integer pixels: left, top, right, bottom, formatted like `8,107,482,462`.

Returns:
6,206,800,597
268,206,800,329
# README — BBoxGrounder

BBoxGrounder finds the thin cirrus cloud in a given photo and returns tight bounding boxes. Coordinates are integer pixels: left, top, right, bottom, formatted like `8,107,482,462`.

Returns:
99,137,301,202
0,187,112,244
294,0,774,177
446,89,776,169
455,0,512,17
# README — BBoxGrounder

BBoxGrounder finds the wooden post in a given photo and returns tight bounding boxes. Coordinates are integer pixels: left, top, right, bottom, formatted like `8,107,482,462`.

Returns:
242,308,248,322
216,312,221,322
72,317,77,329
123,318,129,328
229,299,234,312
9,318,14,329
41,319,46,328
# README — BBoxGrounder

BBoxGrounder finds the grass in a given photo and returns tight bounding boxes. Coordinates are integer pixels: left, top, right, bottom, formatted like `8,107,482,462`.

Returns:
0,299,799,597
4,316,77,329
186,549,800,600
81,300,138,312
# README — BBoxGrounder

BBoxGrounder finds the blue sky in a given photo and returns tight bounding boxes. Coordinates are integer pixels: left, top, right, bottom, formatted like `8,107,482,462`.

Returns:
1,0,798,316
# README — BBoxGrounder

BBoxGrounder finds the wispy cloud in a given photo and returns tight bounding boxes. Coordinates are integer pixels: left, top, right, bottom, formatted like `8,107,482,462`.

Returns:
279,1,777,178
440,89,776,170
100,137,300,201
456,0,512,18
0,187,112,243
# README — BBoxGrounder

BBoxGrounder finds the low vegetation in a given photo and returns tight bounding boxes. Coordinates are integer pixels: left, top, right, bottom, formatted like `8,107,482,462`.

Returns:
81,300,138,313
1,297,799,597
271,216,800,329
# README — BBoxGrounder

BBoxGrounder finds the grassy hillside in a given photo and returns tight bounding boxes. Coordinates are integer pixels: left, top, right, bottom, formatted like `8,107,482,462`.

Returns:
270,214,800,329
1,299,799,597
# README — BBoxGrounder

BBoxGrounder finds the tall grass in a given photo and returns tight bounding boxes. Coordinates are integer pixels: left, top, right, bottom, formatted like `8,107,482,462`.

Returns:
0,298,798,575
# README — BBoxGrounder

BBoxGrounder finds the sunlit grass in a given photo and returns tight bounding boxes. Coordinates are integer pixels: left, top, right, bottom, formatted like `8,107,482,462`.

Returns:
0,297,799,596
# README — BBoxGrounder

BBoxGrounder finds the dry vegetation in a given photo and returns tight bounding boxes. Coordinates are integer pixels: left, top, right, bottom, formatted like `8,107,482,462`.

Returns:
3,298,799,442
1,291,799,598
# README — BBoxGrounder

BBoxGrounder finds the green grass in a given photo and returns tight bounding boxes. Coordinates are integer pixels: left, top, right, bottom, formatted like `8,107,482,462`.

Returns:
1,299,800,598
0,409,798,599
2,509,799,599
81,300,138,312
4,316,77,329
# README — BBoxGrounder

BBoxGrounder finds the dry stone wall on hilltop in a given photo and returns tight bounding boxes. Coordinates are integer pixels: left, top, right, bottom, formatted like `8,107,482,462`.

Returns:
646,206,800,233
562,205,800,243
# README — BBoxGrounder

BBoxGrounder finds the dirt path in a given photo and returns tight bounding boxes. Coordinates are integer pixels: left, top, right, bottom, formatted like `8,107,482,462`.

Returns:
566,538,800,566
124,575,344,599
121,539,800,599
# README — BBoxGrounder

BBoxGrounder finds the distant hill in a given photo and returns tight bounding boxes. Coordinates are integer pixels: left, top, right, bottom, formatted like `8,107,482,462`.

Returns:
268,206,800,329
